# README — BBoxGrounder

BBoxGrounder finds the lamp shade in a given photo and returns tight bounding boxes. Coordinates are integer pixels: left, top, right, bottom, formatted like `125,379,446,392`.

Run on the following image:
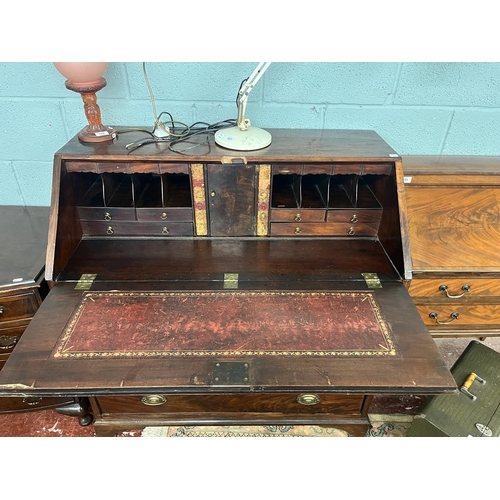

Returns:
54,62,108,85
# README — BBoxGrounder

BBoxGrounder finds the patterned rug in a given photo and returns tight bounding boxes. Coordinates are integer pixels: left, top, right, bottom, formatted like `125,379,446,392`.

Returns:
142,419,412,437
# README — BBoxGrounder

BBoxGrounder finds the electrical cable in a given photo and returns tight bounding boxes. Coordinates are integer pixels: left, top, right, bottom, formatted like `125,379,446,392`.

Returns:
123,63,237,154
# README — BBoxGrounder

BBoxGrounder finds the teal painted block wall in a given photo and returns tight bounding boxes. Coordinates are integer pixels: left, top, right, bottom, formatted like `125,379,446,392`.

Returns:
1,61,500,206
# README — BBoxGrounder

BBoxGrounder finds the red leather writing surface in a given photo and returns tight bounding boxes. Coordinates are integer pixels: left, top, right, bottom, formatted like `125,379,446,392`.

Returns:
51,291,399,359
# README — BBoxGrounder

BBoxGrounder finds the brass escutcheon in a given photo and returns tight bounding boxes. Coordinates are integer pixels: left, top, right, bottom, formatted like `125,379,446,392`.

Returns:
297,394,321,406
141,395,167,406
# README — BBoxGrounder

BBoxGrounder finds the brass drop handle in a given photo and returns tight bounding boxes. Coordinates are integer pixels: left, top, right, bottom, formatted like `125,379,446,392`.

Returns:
294,214,302,222
0,305,5,315
348,227,355,236
160,212,168,220
104,212,112,221
0,335,19,350
297,394,321,406
162,227,169,235
294,227,301,235
439,284,470,299
22,397,42,406
106,226,114,235
429,311,459,325
141,395,167,406
350,214,358,223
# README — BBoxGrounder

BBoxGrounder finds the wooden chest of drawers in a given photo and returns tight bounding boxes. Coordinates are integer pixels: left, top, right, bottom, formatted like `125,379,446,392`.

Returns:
403,156,500,339
0,129,455,436
0,206,75,413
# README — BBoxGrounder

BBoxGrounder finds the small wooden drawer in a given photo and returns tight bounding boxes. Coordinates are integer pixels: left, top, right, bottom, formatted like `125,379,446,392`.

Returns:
97,393,365,416
416,303,500,329
270,222,378,237
270,209,326,223
326,209,382,225
409,277,500,299
77,207,136,221
80,221,194,237
0,396,76,413
0,291,39,324
135,207,193,222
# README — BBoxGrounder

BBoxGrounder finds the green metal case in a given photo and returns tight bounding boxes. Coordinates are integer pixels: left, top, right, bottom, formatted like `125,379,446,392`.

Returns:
407,341,500,437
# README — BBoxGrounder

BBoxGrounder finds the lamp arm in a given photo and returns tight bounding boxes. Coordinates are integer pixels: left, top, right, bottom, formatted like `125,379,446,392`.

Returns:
236,62,271,131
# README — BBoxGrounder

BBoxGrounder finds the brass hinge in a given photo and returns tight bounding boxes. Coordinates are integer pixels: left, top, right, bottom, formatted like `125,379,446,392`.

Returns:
75,274,97,290
362,273,382,288
224,273,239,289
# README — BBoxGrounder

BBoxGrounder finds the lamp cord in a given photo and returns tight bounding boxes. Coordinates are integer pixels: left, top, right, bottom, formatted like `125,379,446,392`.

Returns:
120,63,236,154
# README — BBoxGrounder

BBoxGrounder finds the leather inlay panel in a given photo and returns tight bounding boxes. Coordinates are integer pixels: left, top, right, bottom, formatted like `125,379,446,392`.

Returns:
51,291,399,359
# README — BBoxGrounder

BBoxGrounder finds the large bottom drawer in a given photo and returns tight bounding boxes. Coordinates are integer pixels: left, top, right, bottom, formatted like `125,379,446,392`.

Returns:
96,393,367,416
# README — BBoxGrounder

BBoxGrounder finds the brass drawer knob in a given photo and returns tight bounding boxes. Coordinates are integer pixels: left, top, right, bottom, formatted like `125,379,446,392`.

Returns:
297,394,321,406
0,335,19,350
439,284,470,299
141,395,167,406
429,311,459,325
0,305,5,315
161,212,168,220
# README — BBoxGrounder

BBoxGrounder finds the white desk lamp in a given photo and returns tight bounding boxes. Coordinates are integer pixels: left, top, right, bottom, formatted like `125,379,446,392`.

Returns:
215,62,272,151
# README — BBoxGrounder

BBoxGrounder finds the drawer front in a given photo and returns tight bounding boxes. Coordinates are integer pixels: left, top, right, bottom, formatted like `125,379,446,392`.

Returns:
135,207,193,222
80,221,194,237
77,207,136,221
409,277,500,299
0,396,76,413
97,393,365,416
0,291,39,324
270,209,326,222
270,222,378,237
416,303,500,329
326,209,382,225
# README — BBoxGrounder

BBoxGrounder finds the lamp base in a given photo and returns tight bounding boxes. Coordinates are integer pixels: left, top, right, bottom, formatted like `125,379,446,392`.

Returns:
215,126,272,151
78,125,117,143
65,78,117,143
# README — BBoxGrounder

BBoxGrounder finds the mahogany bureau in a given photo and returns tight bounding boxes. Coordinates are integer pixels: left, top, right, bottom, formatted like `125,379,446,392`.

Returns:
0,129,455,436
403,156,500,340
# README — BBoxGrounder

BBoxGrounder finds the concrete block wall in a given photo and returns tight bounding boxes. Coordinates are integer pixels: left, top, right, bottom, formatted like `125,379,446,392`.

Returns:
2,62,500,206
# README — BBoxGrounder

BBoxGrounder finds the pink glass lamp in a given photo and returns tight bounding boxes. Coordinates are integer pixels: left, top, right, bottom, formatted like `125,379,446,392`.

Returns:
54,62,117,143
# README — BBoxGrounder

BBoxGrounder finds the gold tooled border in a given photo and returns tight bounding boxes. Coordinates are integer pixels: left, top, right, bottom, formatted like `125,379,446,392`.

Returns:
52,291,398,359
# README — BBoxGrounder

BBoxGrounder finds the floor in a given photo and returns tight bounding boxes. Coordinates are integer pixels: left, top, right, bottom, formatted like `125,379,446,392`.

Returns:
1,336,499,437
